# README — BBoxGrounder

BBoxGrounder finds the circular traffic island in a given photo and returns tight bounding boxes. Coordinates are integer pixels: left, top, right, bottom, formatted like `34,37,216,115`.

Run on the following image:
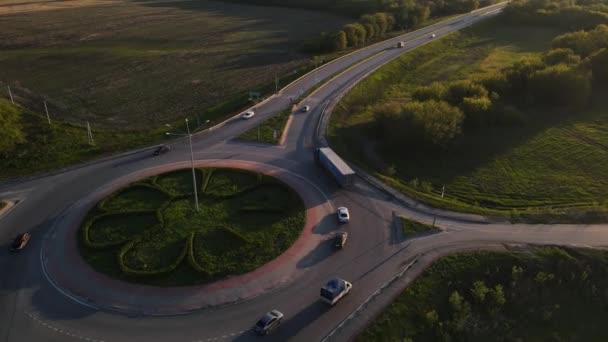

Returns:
80,167,305,286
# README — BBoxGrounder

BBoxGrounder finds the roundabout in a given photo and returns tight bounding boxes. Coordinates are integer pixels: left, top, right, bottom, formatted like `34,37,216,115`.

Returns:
40,160,332,314
6,5,607,342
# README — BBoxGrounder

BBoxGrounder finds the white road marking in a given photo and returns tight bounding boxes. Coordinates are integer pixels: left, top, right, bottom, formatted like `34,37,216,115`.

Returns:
25,312,104,342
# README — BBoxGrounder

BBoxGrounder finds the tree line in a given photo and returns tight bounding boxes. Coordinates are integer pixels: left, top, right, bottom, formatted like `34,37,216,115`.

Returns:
372,21,608,151
304,0,497,53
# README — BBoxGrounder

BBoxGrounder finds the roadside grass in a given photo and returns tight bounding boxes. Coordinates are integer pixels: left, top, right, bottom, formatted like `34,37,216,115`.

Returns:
79,167,305,286
358,247,608,341
329,16,608,222
238,108,293,144
400,217,440,236
0,100,162,180
0,201,5,211
0,0,349,131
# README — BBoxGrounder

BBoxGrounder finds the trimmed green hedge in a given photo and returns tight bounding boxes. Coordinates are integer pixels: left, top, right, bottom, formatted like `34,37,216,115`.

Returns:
118,230,189,276
80,167,305,286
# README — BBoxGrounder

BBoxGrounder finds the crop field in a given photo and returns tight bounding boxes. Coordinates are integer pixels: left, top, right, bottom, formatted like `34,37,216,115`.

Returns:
0,0,349,130
329,17,608,221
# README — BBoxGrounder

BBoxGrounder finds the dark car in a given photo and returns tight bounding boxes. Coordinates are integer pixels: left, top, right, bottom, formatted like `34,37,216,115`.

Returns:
333,232,348,249
153,145,170,156
254,310,283,335
11,233,31,252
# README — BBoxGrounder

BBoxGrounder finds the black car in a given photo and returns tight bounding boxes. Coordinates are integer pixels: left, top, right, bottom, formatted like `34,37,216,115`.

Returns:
11,233,31,252
254,310,283,335
333,232,348,249
153,145,170,156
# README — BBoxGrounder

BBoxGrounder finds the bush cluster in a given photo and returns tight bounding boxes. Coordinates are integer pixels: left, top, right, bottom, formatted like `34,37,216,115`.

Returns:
373,21,608,151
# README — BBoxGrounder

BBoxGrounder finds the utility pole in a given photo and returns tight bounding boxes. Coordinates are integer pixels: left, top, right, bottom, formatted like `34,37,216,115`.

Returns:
44,101,51,125
86,121,95,145
185,119,200,212
7,86,14,104
275,73,279,94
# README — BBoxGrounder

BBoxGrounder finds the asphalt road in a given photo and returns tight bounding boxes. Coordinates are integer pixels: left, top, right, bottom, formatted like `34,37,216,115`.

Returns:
5,3,606,342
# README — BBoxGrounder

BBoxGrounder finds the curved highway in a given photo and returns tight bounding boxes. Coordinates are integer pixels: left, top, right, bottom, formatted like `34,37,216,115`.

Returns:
4,3,606,342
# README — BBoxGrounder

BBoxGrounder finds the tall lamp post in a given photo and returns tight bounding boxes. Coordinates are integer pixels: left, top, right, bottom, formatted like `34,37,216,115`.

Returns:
165,118,199,212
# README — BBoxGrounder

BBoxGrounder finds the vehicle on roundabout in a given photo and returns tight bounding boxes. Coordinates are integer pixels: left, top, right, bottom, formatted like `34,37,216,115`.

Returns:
254,310,284,335
153,145,170,156
334,232,348,249
11,233,31,252
242,110,255,119
337,206,350,223
320,278,352,305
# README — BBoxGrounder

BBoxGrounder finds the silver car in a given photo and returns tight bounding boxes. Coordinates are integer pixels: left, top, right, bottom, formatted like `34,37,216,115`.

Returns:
337,207,350,223
254,310,283,335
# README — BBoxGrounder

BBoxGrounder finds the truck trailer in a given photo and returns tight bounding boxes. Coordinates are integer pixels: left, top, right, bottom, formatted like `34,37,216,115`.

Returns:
315,147,355,188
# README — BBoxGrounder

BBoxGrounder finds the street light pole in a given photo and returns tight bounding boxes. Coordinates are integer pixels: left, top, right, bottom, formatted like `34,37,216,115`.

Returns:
185,118,200,212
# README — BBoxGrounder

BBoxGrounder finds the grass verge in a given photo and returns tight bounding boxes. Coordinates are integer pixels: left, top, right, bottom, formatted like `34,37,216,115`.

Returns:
400,217,440,236
329,16,608,222
359,247,608,341
238,108,293,144
79,167,305,286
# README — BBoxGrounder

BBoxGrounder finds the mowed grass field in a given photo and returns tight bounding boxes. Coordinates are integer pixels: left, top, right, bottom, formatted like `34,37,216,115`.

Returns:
330,17,608,222
0,0,349,130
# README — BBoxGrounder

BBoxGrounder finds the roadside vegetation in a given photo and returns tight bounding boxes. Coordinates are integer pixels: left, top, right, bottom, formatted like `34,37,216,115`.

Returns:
226,0,499,54
359,247,608,341
400,217,440,236
238,108,293,144
0,201,6,211
79,168,305,286
330,0,608,222
0,99,160,179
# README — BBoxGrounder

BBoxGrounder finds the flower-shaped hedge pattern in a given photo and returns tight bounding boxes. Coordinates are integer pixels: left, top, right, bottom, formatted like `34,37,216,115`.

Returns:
80,168,305,286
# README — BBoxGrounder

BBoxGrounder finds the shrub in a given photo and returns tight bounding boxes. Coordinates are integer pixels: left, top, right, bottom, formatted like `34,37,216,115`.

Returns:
461,96,493,128
401,100,464,148
446,80,489,106
543,48,581,65
590,48,608,84
529,64,592,107
412,82,448,102
118,232,189,276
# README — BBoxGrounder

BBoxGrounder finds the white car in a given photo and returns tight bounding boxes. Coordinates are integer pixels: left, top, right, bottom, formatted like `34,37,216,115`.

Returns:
430,34,436,38
242,110,255,119
302,105,310,112
337,207,350,223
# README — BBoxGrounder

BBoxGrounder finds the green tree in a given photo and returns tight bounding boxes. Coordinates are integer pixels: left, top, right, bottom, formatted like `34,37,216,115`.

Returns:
373,12,389,36
543,48,581,65
0,99,26,155
590,48,608,84
461,96,493,128
529,64,592,107
343,24,361,47
471,280,490,303
334,30,348,51
402,100,464,148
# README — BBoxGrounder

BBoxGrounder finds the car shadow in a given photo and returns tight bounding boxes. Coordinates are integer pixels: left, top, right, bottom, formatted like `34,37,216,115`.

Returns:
312,213,338,235
296,238,336,269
